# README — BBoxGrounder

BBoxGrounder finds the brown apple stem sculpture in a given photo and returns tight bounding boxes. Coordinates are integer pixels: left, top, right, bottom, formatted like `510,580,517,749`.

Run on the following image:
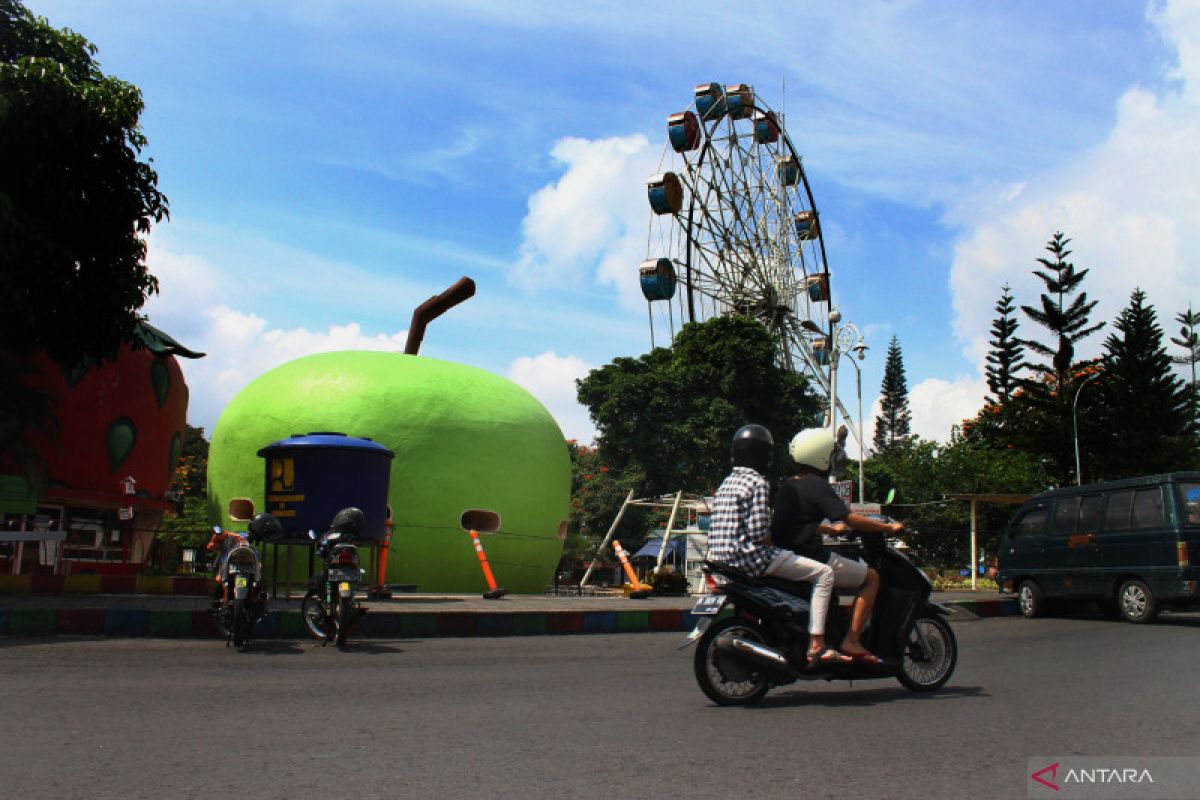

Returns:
404,276,477,356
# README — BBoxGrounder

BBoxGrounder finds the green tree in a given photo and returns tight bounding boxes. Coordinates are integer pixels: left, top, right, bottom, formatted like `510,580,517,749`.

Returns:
1016,232,1105,483
577,315,820,494
1091,289,1197,479
985,284,1026,407
872,335,911,453
1171,304,1200,427
159,425,211,571
865,435,1049,567
1,0,168,366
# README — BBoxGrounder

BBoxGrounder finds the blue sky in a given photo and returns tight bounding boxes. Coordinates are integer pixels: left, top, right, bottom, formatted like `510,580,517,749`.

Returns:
26,1,1200,449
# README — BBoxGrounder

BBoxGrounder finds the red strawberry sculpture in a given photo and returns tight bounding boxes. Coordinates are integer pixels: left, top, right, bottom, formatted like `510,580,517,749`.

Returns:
5,323,203,575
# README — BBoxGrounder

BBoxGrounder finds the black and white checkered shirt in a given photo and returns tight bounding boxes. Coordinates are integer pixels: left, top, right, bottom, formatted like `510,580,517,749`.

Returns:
706,467,781,576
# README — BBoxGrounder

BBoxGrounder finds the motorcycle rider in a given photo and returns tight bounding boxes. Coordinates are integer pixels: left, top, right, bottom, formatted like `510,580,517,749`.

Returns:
771,427,905,664
706,424,848,664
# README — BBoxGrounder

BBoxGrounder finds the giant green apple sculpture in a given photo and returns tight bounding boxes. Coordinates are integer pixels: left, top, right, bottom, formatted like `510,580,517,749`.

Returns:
207,351,570,593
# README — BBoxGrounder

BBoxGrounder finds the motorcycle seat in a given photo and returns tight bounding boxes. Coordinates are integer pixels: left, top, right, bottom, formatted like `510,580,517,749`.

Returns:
705,561,814,600
758,575,815,599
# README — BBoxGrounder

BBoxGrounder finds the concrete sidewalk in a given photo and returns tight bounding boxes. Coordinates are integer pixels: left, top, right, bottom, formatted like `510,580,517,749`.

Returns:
0,589,1017,639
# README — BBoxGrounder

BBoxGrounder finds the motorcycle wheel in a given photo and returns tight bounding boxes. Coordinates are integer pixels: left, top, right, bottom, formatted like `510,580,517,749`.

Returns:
693,616,770,706
232,599,247,649
211,585,231,639
301,590,331,640
335,593,353,648
898,615,957,692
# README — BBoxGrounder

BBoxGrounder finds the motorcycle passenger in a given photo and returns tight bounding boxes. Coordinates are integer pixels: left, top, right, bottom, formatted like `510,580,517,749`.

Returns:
705,424,846,665
771,427,905,665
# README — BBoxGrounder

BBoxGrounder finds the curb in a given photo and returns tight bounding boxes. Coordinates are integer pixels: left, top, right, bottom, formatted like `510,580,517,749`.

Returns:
0,574,214,597
0,598,1019,639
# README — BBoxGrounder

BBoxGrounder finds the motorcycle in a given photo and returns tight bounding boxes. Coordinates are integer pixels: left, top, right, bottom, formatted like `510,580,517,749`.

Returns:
208,513,280,650
301,507,368,649
687,531,957,705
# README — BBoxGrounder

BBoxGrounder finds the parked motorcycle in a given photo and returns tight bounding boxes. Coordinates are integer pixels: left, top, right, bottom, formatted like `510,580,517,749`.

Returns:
688,531,957,705
301,507,368,649
208,513,281,650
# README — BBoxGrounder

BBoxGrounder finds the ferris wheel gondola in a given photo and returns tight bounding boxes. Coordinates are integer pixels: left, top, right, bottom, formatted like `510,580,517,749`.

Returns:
640,82,858,442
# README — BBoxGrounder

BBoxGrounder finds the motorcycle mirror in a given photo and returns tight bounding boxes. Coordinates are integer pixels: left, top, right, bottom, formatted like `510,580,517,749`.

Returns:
307,529,316,540
212,525,222,534
884,488,896,505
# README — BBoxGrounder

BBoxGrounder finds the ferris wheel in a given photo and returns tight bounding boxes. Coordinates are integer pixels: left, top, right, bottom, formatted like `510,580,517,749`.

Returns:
640,82,859,442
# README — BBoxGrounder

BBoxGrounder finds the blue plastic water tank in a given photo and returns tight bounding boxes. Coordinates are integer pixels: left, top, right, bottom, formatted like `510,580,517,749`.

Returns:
256,432,394,541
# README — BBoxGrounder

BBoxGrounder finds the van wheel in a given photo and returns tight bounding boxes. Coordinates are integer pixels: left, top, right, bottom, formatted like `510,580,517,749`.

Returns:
1017,580,1045,618
1118,579,1158,624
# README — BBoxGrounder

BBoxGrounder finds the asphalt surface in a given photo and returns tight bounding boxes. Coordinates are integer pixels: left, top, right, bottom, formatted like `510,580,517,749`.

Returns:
2,610,1198,800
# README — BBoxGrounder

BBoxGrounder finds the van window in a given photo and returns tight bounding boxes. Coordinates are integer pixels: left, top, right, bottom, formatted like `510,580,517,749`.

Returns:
1180,483,1200,527
1105,490,1133,530
1012,505,1048,538
1053,497,1080,534
1079,495,1103,531
1131,487,1164,529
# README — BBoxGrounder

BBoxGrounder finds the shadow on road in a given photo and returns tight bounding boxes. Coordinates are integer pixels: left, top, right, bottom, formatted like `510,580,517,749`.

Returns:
749,684,988,709
304,640,408,655
233,640,307,656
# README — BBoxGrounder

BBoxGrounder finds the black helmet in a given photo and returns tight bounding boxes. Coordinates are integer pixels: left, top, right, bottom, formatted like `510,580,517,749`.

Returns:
248,512,283,542
330,506,365,536
731,424,774,474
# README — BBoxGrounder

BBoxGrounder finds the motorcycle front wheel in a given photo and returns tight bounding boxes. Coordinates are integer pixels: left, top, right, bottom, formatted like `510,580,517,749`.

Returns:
301,590,332,640
693,616,771,706
898,615,957,692
211,585,231,639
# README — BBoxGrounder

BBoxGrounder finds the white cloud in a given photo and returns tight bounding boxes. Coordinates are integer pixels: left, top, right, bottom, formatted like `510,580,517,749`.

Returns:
908,375,988,444
141,234,411,433
176,307,408,434
949,0,1200,379
507,351,597,444
511,134,659,308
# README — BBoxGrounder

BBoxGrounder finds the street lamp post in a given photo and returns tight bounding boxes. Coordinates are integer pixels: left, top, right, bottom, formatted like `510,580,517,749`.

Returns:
1073,371,1102,486
842,346,867,504
801,315,867,501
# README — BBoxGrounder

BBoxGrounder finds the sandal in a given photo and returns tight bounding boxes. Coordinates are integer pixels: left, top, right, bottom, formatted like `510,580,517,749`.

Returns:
838,648,882,665
807,648,853,665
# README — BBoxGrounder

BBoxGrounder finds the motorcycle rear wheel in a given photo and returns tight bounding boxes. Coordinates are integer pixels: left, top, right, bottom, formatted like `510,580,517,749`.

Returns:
693,616,771,706
301,590,332,640
898,615,957,692
232,599,247,649
335,593,353,648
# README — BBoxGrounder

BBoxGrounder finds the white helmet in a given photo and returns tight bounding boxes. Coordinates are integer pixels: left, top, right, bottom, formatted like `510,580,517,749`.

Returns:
788,428,837,471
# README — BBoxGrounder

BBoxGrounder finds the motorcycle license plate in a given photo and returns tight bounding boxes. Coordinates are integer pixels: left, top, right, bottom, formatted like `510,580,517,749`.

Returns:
235,576,247,588
338,582,352,597
691,594,726,616
680,594,725,648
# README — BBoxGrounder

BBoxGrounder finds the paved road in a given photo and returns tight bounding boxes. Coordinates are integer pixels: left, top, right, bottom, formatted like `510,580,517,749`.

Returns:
2,611,1198,800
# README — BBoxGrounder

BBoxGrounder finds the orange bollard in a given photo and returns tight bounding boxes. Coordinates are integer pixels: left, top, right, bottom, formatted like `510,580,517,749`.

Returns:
469,529,508,599
612,539,653,599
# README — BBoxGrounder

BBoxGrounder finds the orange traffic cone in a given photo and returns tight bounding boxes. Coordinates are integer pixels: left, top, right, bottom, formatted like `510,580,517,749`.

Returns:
468,529,508,599
612,539,653,599
369,518,394,599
